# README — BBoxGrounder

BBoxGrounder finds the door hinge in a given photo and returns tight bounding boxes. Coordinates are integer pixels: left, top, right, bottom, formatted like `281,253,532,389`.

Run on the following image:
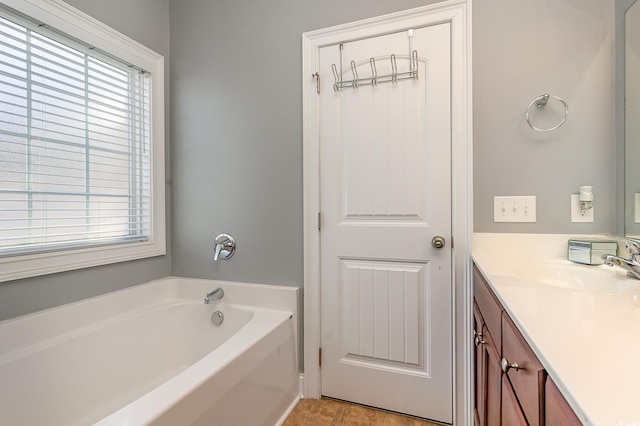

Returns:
319,347,323,367
451,236,454,249
317,212,321,231
312,72,320,94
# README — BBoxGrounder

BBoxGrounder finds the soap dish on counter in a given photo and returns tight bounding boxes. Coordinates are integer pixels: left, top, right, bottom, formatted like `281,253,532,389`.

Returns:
568,239,617,265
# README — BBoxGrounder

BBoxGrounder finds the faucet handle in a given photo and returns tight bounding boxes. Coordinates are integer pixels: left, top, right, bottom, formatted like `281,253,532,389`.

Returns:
626,239,640,258
213,233,236,261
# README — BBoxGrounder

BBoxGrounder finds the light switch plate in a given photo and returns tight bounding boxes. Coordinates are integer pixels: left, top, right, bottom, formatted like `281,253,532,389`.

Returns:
493,196,536,222
635,193,640,223
571,194,594,222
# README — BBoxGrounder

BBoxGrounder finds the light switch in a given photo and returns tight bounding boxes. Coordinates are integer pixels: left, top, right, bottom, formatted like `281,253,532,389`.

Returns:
493,196,536,223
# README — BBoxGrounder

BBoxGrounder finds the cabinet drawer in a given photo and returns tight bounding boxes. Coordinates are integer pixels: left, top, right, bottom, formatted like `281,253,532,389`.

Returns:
473,265,502,343
502,312,545,426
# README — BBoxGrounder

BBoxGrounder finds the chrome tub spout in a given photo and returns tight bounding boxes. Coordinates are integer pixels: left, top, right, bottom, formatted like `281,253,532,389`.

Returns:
204,287,224,304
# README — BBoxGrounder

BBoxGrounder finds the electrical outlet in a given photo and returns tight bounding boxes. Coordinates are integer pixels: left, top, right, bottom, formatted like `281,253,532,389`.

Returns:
493,196,536,223
571,194,594,223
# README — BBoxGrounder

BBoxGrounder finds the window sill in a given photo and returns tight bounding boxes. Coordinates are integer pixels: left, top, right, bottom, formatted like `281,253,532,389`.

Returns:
0,239,166,282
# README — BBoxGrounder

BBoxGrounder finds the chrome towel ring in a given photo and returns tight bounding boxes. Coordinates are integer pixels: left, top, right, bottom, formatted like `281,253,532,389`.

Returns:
525,93,568,132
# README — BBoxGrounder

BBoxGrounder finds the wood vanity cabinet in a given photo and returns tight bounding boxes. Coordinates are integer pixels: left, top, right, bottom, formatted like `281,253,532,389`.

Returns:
473,303,501,426
502,311,546,425
546,377,582,425
473,304,485,426
473,264,582,426
473,267,503,426
501,374,528,426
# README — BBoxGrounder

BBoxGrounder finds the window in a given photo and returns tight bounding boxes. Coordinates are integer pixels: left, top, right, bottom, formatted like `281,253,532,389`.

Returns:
0,0,165,281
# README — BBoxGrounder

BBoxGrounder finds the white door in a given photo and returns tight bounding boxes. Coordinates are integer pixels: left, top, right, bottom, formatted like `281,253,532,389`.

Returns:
319,23,452,423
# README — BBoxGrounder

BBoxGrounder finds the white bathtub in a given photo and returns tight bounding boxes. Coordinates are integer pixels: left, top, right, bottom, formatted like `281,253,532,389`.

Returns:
0,277,300,426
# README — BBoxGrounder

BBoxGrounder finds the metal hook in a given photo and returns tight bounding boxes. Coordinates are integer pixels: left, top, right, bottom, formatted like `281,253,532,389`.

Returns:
390,54,398,83
350,60,358,88
331,64,340,91
370,57,377,86
330,49,420,91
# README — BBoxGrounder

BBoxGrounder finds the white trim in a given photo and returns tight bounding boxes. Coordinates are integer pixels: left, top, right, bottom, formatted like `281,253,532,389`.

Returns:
1,0,159,69
0,0,166,282
302,1,473,424
298,373,305,397
274,393,302,426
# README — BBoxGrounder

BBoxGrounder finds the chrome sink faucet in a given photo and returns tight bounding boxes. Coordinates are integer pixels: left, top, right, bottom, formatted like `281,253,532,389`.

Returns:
204,287,224,304
602,239,640,280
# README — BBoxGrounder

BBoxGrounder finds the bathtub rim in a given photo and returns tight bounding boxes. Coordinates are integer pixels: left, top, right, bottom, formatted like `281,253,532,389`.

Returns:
0,276,300,426
0,276,300,356
95,305,296,426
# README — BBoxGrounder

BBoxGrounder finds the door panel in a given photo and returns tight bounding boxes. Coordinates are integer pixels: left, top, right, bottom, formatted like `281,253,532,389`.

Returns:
485,326,502,426
340,259,425,367
319,23,452,423
474,303,486,426
501,375,529,426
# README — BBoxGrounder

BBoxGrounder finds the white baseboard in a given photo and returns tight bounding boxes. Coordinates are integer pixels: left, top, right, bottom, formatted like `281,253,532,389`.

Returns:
274,393,301,426
298,373,305,398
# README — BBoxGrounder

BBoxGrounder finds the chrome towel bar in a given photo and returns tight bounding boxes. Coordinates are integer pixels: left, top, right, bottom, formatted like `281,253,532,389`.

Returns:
525,93,569,131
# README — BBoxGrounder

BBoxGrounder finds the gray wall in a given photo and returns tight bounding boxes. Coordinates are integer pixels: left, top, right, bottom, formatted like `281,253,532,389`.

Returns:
473,0,616,234
0,0,623,319
171,0,620,286
169,0,442,285
0,0,172,321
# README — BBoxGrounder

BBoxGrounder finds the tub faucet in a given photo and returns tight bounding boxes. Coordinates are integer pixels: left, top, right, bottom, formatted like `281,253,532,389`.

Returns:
602,239,640,280
213,233,236,261
204,287,224,304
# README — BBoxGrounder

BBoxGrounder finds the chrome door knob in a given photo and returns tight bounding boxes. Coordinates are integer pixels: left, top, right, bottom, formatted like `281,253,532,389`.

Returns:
432,236,446,249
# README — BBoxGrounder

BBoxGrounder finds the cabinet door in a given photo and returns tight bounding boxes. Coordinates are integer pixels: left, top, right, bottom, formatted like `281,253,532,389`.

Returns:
502,312,545,425
474,303,486,426
501,375,528,426
546,377,582,425
484,325,501,426
474,266,503,343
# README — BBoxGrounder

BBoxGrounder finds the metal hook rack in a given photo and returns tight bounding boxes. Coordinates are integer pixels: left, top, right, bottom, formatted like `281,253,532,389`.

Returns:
525,93,569,132
331,50,419,91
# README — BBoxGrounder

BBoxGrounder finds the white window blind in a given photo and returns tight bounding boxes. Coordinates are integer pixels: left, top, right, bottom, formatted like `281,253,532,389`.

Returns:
0,8,152,256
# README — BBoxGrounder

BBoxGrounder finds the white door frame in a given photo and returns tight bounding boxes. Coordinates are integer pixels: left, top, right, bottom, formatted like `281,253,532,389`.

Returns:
302,1,473,424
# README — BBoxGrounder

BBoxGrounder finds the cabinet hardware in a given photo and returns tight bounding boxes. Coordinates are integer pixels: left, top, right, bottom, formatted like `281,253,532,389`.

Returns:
473,330,485,346
501,357,522,373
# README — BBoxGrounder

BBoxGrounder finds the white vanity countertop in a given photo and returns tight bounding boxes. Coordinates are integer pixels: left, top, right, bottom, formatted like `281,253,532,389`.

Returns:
473,233,640,426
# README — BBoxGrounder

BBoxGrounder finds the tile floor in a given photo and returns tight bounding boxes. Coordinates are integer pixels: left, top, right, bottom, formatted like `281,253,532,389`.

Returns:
283,398,443,426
